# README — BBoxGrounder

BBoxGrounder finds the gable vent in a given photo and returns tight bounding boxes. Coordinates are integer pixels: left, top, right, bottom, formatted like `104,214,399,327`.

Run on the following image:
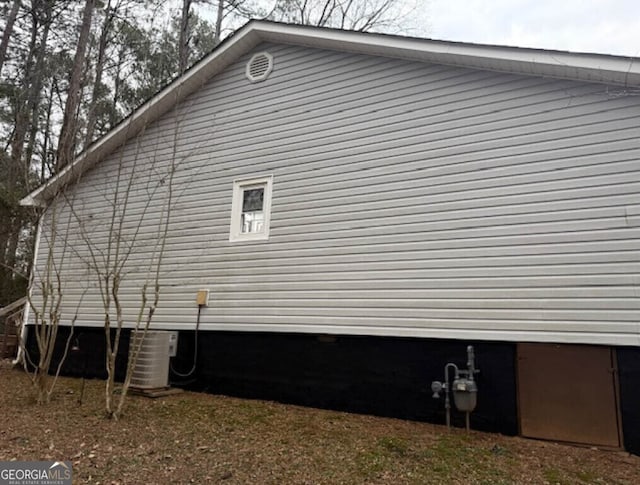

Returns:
246,52,273,83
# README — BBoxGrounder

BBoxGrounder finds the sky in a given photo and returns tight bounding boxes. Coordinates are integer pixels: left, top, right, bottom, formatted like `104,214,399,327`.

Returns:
419,0,640,57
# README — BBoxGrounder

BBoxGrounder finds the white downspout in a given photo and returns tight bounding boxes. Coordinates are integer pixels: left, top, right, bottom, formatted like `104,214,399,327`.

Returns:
13,215,43,365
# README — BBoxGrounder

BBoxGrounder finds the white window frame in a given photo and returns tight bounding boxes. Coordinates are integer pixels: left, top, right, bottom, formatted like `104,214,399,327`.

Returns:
229,175,273,242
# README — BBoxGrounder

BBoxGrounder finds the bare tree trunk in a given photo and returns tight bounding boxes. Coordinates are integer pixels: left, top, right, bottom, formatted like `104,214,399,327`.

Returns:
56,0,96,171
317,0,337,26
0,0,21,74
27,200,67,403
104,314,116,415
2,2,52,306
1,5,38,301
41,81,55,183
178,0,192,74
84,1,115,149
23,193,86,404
68,112,181,419
9,6,39,185
110,42,126,129
0,220,17,302
0,213,11,305
24,0,53,172
114,130,177,419
339,0,354,29
214,0,224,45
100,270,114,415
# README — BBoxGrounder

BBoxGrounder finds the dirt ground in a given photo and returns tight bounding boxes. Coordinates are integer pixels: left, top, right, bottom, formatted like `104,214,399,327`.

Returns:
1,360,638,484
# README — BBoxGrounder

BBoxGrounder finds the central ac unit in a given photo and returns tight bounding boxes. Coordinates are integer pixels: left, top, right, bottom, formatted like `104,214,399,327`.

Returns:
129,330,176,389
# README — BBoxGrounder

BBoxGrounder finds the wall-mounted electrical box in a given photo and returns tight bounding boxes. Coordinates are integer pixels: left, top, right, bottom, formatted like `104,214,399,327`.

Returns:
196,289,209,307
168,331,179,357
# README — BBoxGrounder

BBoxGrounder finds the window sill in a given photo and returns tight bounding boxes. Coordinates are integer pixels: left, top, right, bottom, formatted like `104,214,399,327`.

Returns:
229,232,270,243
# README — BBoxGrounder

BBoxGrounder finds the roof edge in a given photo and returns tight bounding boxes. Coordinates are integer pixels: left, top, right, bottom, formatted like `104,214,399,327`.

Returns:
21,20,640,206
254,21,640,86
20,20,264,206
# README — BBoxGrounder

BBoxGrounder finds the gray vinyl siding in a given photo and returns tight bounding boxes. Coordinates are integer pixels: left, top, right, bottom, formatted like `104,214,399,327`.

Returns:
31,42,640,345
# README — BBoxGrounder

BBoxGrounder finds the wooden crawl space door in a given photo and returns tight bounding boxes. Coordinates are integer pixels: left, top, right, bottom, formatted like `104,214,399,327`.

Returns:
517,343,621,448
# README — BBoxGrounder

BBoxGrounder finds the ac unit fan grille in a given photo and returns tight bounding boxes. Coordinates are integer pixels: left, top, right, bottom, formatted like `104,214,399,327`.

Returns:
129,330,172,389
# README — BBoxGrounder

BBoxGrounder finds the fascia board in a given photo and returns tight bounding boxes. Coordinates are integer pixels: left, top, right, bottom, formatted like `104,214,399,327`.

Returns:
20,20,640,206
254,22,640,86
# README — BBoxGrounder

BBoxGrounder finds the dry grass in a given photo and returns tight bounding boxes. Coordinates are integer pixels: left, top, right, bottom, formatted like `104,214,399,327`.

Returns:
1,360,638,484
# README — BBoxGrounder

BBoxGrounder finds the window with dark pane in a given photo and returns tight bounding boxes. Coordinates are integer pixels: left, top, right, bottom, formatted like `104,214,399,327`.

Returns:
241,187,265,233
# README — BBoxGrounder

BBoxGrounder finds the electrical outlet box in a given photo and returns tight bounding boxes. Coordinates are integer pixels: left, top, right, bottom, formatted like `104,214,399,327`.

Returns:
168,331,179,357
196,289,209,307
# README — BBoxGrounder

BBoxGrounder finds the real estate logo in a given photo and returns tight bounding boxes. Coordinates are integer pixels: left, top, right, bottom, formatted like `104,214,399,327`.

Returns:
0,461,72,485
